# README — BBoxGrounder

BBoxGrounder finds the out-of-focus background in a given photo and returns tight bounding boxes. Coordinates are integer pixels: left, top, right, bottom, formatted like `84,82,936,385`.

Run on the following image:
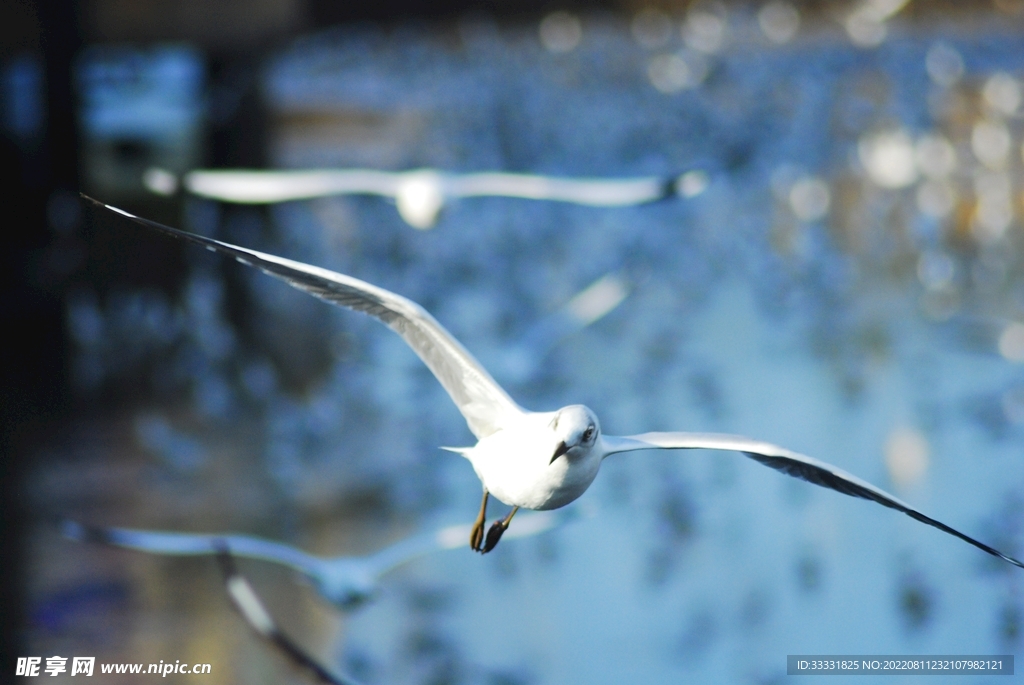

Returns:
5,0,1024,682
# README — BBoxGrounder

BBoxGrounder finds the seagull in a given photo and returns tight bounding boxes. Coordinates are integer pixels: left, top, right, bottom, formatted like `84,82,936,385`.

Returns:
61,509,571,609
142,166,709,229
82,195,1024,568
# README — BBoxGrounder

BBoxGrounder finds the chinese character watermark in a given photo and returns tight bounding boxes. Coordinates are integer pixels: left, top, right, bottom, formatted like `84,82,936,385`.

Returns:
17,656,95,677
71,658,95,676
44,657,67,677
16,658,41,677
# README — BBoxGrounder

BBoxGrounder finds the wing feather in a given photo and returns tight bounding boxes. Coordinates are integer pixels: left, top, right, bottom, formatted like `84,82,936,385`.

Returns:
83,195,522,438
602,432,1024,570
62,521,322,573
445,173,668,205
184,169,401,203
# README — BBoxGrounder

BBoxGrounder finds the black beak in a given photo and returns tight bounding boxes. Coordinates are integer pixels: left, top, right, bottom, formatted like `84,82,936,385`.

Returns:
550,441,570,464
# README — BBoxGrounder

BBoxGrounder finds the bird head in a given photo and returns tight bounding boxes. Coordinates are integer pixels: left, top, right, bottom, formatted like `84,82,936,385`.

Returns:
549,405,600,464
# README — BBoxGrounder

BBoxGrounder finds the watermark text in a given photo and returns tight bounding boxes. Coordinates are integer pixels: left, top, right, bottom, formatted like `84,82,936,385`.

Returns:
17,657,211,677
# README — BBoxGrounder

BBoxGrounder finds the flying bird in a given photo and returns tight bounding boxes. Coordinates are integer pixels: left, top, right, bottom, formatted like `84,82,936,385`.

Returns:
62,509,570,609
143,166,709,229
82,195,1024,568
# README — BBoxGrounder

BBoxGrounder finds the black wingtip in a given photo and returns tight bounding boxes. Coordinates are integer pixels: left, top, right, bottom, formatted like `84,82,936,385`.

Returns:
656,176,680,202
213,539,236,577
79,193,204,244
61,519,116,545
905,511,1024,571
79,192,108,210
740,451,1024,572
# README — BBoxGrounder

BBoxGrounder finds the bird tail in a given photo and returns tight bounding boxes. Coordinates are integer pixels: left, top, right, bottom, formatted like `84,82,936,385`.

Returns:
440,446,473,459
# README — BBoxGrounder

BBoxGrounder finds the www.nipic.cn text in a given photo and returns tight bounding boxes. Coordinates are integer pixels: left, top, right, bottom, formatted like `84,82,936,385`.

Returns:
16,657,212,677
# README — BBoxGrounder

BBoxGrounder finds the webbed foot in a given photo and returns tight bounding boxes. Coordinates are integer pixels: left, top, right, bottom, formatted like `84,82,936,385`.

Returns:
480,506,519,554
470,491,489,552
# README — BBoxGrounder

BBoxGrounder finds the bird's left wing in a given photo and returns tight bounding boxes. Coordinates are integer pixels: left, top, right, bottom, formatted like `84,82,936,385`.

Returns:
81,196,523,439
601,432,1024,570
61,521,320,574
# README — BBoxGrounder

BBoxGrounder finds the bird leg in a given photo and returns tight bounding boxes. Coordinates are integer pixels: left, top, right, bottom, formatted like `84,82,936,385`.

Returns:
470,490,490,552
481,506,519,554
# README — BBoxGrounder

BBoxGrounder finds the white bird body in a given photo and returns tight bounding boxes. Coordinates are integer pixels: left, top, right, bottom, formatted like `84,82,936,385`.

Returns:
456,409,601,510
83,195,1024,569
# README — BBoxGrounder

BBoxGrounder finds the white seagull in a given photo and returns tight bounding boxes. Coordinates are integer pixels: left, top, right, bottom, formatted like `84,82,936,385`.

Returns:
83,195,1024,567
62,510,569,609
142,166,708,229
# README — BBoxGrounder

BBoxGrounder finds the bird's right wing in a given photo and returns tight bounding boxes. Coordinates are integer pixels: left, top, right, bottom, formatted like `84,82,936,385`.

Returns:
82,196,523,439
183,169,401,203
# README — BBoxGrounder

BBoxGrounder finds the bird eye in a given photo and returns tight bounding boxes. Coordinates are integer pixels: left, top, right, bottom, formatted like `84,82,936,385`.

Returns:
583,426,594,442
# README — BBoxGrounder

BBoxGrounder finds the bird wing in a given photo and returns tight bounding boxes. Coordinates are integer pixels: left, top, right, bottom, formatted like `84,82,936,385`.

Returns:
601,432,1024,570
62,520,324,574
181,168,672,207
443,172,670,206
183,169,401,203
215,547,362,685
360,530,445,577
82,196,523,439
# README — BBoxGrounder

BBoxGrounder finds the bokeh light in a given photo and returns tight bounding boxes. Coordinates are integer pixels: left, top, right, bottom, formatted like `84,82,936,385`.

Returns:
884,426,929,489
998,322,1024,362
844,10,887,48
539,12,583,53
757,1,800,45
676,169,710,198
788,176,831,222
859,129,918,188
682,7,727,54
983,73,1022,116
971,120,1012,170
647,51,706,93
